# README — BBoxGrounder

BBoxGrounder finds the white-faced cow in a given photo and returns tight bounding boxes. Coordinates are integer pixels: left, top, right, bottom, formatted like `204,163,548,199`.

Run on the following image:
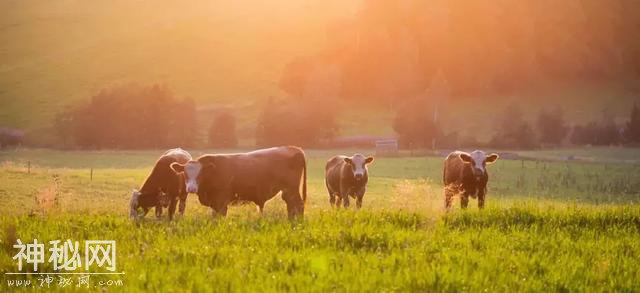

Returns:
443,150,499,209
129,148,192,220
325,154,374,209
170,146,307,219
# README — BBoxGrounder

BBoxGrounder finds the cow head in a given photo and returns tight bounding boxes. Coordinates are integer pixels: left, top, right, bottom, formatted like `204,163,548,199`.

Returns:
170,160,215,194
129,189,142,219
459,150,499,180
344,154,374,181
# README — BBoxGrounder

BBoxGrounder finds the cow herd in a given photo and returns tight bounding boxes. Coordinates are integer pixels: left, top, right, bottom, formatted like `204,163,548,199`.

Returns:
129,146,499,220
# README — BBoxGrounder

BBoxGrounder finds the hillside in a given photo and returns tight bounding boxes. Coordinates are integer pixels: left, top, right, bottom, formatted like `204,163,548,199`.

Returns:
0,0,359,142
0,1,638,146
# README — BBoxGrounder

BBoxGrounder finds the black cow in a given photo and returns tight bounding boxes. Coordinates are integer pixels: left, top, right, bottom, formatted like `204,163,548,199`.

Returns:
443,150,499,209
325,154,374,209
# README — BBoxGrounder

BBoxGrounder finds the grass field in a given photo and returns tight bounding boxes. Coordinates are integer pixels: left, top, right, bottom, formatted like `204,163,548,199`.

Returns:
1,147,640,291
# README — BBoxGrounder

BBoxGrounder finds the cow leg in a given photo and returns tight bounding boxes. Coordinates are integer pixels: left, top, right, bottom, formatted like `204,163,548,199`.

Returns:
178,189,187,216
155,206,162,218
256,202,265,215
168,197,178,220
329,194,336,207
142,207,150,217
477,188,486,209
444,189,453,210
460,193,469,209
340,190,350,209
213,205,228,217
282,190,304,220
335,195,342,209
355,187,366,209
211,199,229,217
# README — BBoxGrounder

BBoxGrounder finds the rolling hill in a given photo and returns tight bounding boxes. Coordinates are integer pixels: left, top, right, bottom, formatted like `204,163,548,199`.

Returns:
0,0,638,146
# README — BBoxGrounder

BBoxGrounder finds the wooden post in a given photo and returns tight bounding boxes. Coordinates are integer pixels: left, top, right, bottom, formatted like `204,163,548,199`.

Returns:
90,168,93,182
27,161,30,174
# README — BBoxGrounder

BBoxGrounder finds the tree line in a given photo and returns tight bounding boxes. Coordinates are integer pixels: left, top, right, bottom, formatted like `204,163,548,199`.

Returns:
49,82,640,150
394,98,640,149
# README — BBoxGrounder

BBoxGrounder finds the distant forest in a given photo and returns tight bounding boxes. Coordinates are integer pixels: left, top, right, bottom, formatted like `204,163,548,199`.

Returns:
281,0,640,104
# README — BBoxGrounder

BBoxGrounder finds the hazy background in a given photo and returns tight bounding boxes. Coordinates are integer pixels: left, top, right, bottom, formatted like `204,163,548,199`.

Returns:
1,0,639,148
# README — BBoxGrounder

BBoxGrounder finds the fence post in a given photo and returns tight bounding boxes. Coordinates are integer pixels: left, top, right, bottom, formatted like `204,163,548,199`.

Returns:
27,161,30,174
90,168,93,182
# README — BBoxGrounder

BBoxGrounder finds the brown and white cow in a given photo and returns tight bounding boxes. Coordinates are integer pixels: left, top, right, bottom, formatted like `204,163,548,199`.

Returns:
443,150,499,209
129,148,192,220
170,146,307,219
325,154,374,209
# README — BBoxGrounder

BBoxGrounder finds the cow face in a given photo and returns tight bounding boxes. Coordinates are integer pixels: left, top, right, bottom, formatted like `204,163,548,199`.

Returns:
129,189,142,219
459,150,499,180
170,160,215,194
344,154,374,181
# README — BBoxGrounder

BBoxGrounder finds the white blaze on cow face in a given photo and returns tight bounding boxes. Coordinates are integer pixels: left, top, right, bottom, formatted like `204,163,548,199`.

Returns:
171,160,204,194
344,154,374,181
470,150,487,177
459,150,500,179
183,161,202,193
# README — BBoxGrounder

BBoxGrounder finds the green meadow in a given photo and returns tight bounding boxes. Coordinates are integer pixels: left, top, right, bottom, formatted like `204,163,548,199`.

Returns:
0,148,639,291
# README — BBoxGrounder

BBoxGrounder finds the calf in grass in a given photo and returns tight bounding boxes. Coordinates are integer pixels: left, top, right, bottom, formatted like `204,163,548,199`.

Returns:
443,150,499,209
325,154,374,209
130,148,192,220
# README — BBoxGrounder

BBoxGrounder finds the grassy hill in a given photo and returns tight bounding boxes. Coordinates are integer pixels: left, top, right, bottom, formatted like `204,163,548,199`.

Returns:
0,1,638,146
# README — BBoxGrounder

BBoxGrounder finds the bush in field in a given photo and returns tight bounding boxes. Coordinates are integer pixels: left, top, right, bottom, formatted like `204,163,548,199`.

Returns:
0,127,24,148
489,104,537,149
55,83,197,149
208,109,238,148
256,96,338,147
625,102,640,143
393,96,440,149
536,107,568,145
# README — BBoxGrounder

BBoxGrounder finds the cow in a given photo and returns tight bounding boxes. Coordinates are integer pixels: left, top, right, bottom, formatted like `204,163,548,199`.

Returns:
443,150,499,209
169,146,307,219
129,148,192,220
325,154,374,209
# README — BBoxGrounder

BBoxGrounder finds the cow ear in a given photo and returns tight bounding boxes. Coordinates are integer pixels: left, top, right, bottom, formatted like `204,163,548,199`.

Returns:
170,162,185,173
365,156,374,164
485,153,499,164
459,153,473,164
343,157,353,165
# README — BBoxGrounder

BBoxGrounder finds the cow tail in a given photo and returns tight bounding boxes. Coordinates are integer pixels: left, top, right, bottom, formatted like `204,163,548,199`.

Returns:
302,156,307,205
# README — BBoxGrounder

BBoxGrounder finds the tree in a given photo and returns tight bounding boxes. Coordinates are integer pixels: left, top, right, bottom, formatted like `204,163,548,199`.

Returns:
490,104,537,149
393,96,440,149
255,96,338,148
536,107,568,145
625,102,640,143
208,110,238,148
55,83,197,149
